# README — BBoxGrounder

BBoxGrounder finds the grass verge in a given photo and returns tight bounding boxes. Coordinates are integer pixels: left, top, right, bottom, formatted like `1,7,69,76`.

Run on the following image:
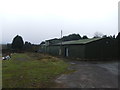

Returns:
2,53,68,88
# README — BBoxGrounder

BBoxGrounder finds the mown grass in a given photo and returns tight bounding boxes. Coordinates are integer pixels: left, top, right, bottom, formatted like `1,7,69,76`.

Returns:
2,53,69,88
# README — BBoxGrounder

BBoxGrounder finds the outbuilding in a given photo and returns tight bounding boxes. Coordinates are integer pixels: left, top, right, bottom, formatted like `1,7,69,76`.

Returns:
43,37,117,59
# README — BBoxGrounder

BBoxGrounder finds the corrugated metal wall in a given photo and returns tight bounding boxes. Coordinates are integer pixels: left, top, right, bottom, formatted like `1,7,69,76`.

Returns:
61,45,85,58
85,38,117,59
41,38,118,59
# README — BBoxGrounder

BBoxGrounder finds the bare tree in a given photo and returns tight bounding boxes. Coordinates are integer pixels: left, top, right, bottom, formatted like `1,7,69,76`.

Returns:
93,32,104,38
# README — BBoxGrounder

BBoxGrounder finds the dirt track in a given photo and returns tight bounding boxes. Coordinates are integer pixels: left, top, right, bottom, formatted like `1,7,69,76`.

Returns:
55,60,119,88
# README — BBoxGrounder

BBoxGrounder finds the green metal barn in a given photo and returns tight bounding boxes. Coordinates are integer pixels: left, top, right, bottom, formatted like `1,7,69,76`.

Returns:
41,37,117,59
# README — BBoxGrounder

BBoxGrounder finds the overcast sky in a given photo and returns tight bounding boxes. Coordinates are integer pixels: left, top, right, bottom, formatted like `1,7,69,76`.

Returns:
0,0,119,44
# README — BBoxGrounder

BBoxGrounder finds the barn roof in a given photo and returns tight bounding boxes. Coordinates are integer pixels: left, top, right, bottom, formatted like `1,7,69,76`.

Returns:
55,38,102,45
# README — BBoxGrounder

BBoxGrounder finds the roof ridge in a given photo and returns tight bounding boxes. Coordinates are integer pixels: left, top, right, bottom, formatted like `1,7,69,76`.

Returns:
54,37,103,45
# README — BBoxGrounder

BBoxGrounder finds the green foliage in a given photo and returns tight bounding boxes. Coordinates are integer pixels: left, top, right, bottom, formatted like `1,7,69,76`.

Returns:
116,32,120,40
24,41,32,51
46,38,61,45
62,34,81,41
42,34,89,45
102,35,107,38
82,35,88,39
2,53,68,88
12,35,24,51
40,41,45,45
102,35,116,39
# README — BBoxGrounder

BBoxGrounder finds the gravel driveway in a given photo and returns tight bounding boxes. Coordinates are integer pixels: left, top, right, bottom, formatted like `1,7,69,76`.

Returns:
55,60,119,88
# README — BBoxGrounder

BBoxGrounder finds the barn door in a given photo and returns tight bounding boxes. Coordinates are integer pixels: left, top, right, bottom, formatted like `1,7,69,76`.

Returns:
65,48,69,57
59,49,61,55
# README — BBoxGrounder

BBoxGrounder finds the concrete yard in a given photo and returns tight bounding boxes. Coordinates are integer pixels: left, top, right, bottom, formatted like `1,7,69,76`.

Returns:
55,60,119,88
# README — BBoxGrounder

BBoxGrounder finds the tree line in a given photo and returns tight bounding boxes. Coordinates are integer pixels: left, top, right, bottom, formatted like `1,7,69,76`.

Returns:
8,35,39,53
7,32,120,57
41,32,117,45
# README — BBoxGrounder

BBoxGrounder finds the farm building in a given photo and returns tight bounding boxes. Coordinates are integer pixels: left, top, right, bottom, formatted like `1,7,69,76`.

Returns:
40,37,118,59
